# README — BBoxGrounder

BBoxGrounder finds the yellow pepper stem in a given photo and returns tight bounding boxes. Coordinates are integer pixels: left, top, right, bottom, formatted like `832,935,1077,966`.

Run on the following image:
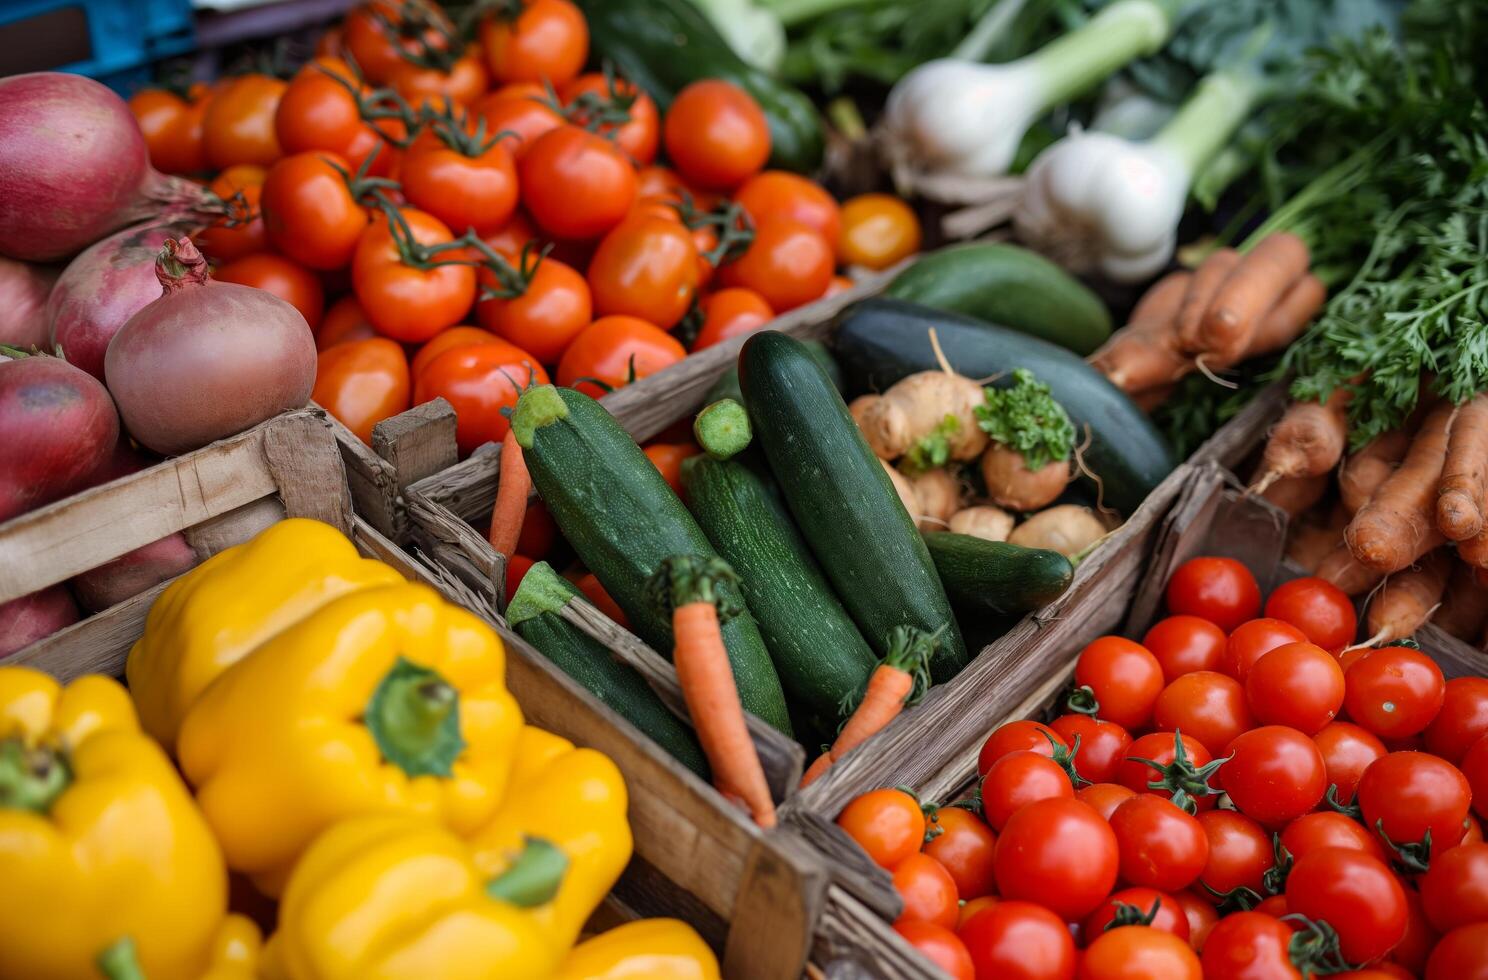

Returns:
365,658,468,778
0,738,70,813
485,836,569,908
96,938,147,980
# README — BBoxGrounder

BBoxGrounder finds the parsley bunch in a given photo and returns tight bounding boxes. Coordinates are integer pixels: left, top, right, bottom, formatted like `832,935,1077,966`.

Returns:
974,369,1075,470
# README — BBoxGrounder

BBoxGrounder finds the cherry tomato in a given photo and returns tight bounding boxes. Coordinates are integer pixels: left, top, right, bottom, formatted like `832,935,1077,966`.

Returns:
692,287,774,352
275,58,367,160
1264,576,1357,649
353,207,478,341
482,210,543,260
215,253,324,330
1117,732,1218,810
520,126,638,239
1286,847,1407,963
400,133,519,236
388,49,490,109
1344,646,1446,739
959,901,1077,980
1082,888,1190,943
1143,615,1228,682
410,325,499,379
312,337,411,444
981,750,1075,831
1071,636,1166,731
663,80,770,189
475,88,565,160
1313,722,1388,805
1173,891,1219,951
1166,557,1262,632
893,852,960,930
1425,923,1488,980
556,315,685,398
1154,671,1253,755
718,218,835,312
924,807,998,900
204,74,286,169
1426,678,1488,764
480,0,587,86
1224,726,1327,829
504,553,535,605
1338,645,1372,673
343,0,454,84
414,339,548,454
837,788,925,870
575,572,627,628
1078,783,1138,821
893,921,974,980
587,214,700,329
643,443,698,495
514,499,556,560
958,895,1000,930
130,88,209,175
1201,912,1302,980
1280,811,1389,866
1466,736,1488,821
1468,813,1486,845
978,720,1066,777
197,182,266,263
838,193,922,270
1247,641,1346,734
1050,714,1132,785
734,171,842,250
1390,885,1438,976
1079,924,1201,980
1109,794,1209,893
1420,841,1488,932
477,256,591,365
1224,618,1309,681
1253,894,1289,918
1357,750,1472,858
994,797,1119,920
261,151,370,271
317,294,378,350
562,72,659,166
1197,810,1272,904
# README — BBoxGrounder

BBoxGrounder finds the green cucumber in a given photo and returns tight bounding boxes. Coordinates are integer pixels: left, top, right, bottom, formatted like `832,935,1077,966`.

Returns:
703,338,841,408
681,450,877,730
884,243,1113,355
511,385,791,734
833,299,1174,515
739,332,968,682
508,562,709,776
923,532,1074,619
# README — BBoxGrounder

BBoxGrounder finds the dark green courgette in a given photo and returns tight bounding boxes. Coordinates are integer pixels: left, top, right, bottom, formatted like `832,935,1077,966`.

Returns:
703,338,841,407
510,385,791,734
508,562,709,776
923,532,1074,619
834,299,1174,514
739,332,968,682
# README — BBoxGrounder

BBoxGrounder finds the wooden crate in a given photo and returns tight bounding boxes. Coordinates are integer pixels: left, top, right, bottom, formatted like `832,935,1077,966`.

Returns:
322,397,459,543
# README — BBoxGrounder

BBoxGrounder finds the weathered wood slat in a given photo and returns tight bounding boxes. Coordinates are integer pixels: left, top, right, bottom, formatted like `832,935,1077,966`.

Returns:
324,397,459,540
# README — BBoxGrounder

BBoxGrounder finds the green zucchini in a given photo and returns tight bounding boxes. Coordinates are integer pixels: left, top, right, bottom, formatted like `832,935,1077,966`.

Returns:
577,0,824,173
738,332,968,682
507,562,709,776
681,450,877,730
923,532,1074,619
510,385,791,734
884,243,1113,355
834,299,1174,515
703,338,841,407
694,399,751,459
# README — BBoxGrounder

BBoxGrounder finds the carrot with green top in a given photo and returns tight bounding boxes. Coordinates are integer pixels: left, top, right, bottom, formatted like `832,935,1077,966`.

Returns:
648,554,776,828
488,434,530,557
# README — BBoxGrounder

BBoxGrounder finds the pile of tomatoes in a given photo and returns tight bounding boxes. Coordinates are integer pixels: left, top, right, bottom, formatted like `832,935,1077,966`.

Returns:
836,556,1488,980
126,0,923,452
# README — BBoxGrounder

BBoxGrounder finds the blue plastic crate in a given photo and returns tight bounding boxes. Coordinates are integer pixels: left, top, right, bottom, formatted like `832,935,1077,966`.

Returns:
0,0,196,89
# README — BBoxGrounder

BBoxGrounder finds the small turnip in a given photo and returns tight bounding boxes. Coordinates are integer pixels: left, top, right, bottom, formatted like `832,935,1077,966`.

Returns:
980,443,1071,512
0,586,80,658
948,505,1015,542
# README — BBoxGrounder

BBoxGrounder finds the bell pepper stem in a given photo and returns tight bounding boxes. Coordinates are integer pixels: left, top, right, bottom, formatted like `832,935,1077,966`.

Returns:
0,738,70,813
486,836,569,907
96,938,147,980
365,658,466,779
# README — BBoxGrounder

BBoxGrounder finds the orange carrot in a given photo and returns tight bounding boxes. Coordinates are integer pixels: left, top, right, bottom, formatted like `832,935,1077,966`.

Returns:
1339,431,1410,514
488,435,530,557
1356,548,1452,649
1347,403,1455,572
1195,233,1310,363
800,626,938,789
1437,394,1488,540
1088,271,1191,393
1316,541,1387,596
1238,273,1327,362
1174,248,1241,354
1257,471,1330,519
649,555,775,828
1433,560,1488,642
1252,386,1354,495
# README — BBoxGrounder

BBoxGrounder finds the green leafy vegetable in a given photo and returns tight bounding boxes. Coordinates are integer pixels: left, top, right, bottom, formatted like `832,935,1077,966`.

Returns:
974,369,1075,470
902,415,960,475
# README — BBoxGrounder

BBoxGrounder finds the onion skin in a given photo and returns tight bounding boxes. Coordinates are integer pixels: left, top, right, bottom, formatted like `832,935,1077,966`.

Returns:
0,257,59,349
0,351,119,522
0,586,80,658
0,73,209,262
105,238,316,455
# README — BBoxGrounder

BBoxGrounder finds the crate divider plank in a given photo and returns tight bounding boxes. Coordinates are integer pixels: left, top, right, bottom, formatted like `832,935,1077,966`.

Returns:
321,396,458,541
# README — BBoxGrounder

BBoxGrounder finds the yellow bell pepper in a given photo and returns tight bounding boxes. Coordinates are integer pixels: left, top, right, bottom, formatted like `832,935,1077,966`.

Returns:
0,667,228,980
555,920,721,980
97,914,263,980
177,582,523,894
127,517,403,748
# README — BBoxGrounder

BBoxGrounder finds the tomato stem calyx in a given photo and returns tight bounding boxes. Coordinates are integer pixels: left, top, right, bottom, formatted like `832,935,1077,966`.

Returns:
1373,819,1433,875
1064,685,1100,716
1130,730,1226,814
1280,914,1358,976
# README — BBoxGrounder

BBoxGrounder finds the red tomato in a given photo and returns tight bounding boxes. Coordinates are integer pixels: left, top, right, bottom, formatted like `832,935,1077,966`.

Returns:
505,553,535,605
838,193,922,270
1420,841,1488,932
1153,671,1254,755
1313,722,1388,805
400,134,519,236
642,443,698,495
1425,923,1488,980
1469,812,1485,845
663,80,771,189
1390,885,1438,976
1285,847,1407,963
520,126,638,240
1344,646,1447,739
557,316,685,398
1072,636,1166,731
1050,714,1132,785
197,182,267,263
1246,641,1346,734
924,807,998,901
981,751,1076,831
561,72,659,166
958,895,1000,930
734,171,842,250
1201,912,1302,980
1082,888,1190,943
482,210,542,260
1253,894,1289,918
1358,750,1473,859
479,0,588,86
1197,810,1272,904
1426,678,1488,764
1078,783,1138,821
413,340,548,454
994,797,1119,920
587,214,700,328
1264,576,1357,649
317,295,378,350
1223,726,1328,829
837,788,926,869
312,337,411,445
410,326,499,380
1466,736,1488,821
1078,925,1201,980
893,921,974,980
477,256,592,365
388,49,490,110
1143,615,1227,682
718,218,833,312
693,288,775,352
352,208,478,342
261,151,370,270
1109,794,1209,893
204,74,286,169
274,58,398,175
1173,891,1219,951
343,0,455,84
475,88,565,159
978,720,1066,777
575,572,627,628
1166,557,1261,631
515,499,556,559
1224,617,1309,681
959,901,1077,980
1338,645,1373,673
1280,811,1389,866
893,853,960,930
1117,732,1218,811
215,253,324,330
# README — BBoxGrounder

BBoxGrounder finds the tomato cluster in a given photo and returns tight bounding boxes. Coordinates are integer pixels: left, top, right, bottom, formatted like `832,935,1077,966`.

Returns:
838,557,1488,980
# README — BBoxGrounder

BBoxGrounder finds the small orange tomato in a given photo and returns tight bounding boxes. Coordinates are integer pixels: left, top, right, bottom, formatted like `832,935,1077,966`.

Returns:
923,807,998,901
519,126,638,240
352,207,478,342
556,315,685,398
663,80,771,190
414,339,549,454
475,87,565,159
643,443,699,494
576,572,628,628
477,256,591,365
196,183,267,263
892,853,960,930
838,194,922,270
129,88,206,175
837,788,925,869
312,337,411,444
693,287,774,351
636,165,686,202
482,210,543,260
718,218,833,312
480,0,588,86
401,134,519,237
894,922,975,980
275,58,364,158
587,214,700,329
388,48,491,109
261,151,370,271
411,325,500,379
204,74,287,169
317,295,380,350
734,171,842,250
215,253,325,330
342,0,455,84
561,72,659,166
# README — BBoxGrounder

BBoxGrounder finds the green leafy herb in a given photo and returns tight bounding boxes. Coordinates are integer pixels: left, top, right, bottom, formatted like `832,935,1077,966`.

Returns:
901,414,960,475
974,369,1075,470
1151,360,1274,460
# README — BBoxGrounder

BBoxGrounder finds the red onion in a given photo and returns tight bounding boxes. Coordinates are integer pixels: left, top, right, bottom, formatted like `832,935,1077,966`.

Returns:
0,586,80,658
0,256,60,349
0,73,212,262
